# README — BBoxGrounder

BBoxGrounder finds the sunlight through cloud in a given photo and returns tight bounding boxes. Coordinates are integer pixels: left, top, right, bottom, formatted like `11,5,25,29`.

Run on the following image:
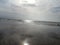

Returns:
11,0,36,6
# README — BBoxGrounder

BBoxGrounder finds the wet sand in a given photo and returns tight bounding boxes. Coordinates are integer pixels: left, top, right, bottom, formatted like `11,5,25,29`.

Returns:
0,20,60,45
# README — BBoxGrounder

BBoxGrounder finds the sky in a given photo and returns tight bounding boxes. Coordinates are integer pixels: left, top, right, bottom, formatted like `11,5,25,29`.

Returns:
0,0,60,22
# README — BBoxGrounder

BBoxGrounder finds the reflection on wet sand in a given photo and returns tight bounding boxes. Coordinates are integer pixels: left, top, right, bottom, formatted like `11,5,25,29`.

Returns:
0,20,60,45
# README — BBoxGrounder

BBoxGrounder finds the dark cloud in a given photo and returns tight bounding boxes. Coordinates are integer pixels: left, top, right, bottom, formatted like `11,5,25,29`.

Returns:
50,7,60,13
0,0,9,5
0,0,7,3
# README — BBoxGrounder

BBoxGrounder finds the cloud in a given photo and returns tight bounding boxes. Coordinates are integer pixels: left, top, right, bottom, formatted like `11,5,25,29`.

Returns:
0,0,60,22
0,0,7,4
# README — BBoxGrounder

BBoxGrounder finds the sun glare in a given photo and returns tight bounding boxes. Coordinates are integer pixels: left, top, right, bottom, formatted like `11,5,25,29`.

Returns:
23,39,29,45
19,0,36,4
24,20,32,23
11,0,36,6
